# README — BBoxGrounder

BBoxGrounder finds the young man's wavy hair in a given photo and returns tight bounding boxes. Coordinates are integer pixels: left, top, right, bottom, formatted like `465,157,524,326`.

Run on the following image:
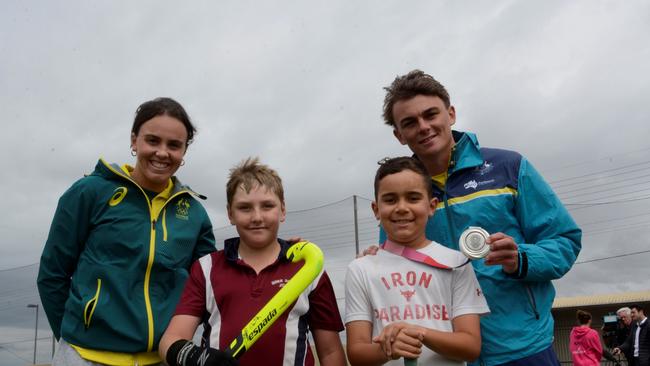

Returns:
382,69,451,127
226,157,285,208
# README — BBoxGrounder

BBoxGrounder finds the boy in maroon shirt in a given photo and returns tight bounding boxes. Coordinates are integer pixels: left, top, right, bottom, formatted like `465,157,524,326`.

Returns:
159,157,345,366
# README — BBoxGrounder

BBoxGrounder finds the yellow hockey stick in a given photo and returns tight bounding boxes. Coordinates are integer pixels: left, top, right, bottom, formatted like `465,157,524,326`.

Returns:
225,241,324,359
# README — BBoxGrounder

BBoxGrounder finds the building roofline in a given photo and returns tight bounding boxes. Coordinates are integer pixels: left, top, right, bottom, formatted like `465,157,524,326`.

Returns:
553,290,650,309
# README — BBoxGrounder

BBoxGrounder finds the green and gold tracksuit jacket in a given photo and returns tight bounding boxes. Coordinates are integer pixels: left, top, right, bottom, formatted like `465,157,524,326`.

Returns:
37,159,216,365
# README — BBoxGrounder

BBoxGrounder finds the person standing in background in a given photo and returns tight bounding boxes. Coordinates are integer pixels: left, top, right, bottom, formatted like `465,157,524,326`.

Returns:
615,305,649,366
617,307,634,363
570,310,603,366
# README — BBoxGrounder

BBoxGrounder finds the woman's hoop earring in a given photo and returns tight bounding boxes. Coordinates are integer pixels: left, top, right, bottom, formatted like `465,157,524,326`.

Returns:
180,159,185,166
131,150,136,157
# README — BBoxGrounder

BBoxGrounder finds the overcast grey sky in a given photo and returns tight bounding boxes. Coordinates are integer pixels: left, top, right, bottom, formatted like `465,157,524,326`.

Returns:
2,1,650,364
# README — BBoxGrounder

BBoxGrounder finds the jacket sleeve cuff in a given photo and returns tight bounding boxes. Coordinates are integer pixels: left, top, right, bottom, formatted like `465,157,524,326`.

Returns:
505,251,528,279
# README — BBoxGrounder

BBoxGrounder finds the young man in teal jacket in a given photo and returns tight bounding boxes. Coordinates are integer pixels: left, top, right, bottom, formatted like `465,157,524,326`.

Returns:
378,70,582,366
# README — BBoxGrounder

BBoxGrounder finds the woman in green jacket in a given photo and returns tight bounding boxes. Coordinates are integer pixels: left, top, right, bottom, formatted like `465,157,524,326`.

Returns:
37,97,216,366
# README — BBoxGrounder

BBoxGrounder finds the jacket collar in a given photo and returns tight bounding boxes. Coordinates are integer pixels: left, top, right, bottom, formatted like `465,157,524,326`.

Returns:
450,130,484,173
93,158,207,200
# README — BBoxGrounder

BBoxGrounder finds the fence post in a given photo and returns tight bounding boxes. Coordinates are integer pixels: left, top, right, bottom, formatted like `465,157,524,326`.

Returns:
353,195,360,255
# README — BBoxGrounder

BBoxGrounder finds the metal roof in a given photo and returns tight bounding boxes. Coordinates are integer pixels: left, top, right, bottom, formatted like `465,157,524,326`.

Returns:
553,290,650,309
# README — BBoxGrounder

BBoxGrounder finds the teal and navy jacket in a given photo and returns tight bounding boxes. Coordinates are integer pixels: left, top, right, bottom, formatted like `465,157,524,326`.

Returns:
37,159,216,360
381,131,581,366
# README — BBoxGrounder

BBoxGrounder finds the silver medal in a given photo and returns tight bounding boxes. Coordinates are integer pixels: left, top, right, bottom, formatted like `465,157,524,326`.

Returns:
459,226,490,260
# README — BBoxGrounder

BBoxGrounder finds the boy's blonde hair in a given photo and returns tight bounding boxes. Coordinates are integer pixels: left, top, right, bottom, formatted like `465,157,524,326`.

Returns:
226,157,285,207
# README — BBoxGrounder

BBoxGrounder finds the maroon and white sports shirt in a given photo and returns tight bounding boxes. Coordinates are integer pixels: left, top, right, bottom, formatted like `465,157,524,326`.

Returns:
174,238,344,366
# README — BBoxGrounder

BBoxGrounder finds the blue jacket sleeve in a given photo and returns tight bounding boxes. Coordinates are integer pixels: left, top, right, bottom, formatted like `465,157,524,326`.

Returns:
513,158,582,281
36,179,93,339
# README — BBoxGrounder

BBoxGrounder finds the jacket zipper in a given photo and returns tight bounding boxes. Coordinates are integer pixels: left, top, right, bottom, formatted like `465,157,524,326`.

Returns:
525,285,540,319
142,191,189,351
442,162,459,248
442,190,457,248
143,218,156,351
100,160,191,352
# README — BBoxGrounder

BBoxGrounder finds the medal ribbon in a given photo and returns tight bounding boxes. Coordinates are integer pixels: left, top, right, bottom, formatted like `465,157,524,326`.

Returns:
380,240,470,270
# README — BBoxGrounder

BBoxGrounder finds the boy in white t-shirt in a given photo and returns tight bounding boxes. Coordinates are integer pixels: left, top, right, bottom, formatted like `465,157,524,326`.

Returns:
345,157,490,366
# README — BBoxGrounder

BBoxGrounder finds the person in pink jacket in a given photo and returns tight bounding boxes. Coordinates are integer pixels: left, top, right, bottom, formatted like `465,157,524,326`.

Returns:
570,310,604,366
